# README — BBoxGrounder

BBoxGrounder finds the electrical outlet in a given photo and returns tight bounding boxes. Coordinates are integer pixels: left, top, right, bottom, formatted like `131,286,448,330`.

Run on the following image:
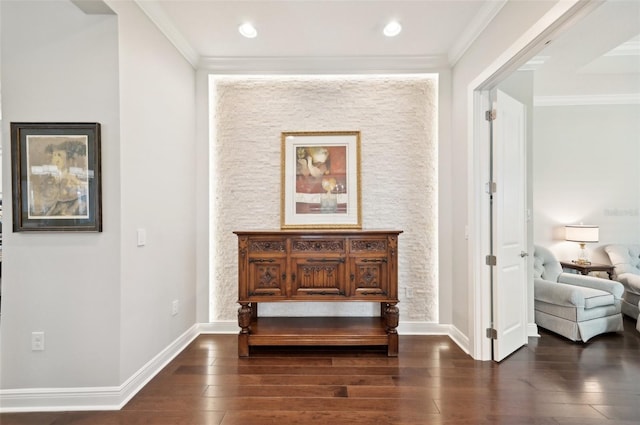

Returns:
32,332,45,351
171,300,179,316
405,287,414,298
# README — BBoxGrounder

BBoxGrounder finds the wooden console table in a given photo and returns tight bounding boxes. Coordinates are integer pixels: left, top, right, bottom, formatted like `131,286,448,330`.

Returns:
234,230,402,357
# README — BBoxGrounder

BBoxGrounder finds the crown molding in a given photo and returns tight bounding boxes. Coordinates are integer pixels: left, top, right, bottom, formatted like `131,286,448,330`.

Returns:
70,0,114,15
447,0,508,67
604,39,640,57
198,55,449,74
133,0,199,68
534,93,640,106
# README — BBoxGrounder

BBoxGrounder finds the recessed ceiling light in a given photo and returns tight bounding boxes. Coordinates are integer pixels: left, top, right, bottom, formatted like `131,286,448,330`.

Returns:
238,23,257,39
383,20,402,37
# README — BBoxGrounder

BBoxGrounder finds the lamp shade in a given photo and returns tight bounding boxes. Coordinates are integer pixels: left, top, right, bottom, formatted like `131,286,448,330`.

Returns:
565,225,599,243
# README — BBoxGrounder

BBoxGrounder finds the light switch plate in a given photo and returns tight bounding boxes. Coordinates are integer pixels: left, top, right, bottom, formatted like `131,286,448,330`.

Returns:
32,332,45,351
137,229,146,246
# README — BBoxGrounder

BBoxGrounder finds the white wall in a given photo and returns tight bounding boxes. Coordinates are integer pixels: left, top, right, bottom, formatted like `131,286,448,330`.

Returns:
104,0,198,382
0,0,121,388
533,103,640,265
195,71,211,324
0,0,198,393
210,75,438,322
437,70,454,326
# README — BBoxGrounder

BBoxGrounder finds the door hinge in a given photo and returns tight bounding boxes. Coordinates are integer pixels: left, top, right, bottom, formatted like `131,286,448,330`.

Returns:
486,328,498,339
485,181,496,194
485,109,497,121
486,255,497,266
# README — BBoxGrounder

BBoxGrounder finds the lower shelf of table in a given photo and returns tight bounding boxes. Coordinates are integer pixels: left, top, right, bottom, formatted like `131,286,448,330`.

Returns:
238,316,398,357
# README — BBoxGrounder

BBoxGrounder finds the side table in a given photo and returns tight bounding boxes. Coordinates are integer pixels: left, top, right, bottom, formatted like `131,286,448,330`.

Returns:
560,261,614,280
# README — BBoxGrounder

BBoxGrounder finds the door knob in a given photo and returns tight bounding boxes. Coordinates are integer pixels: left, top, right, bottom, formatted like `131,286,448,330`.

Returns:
520,251,529,258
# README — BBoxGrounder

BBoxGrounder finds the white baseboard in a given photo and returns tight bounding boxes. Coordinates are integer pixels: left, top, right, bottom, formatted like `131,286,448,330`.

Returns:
198,320,238,334
399,322,469,355
528,322,540,338
397,321,450,335
0,386,123,412
0,320,469,413
448,324,470,355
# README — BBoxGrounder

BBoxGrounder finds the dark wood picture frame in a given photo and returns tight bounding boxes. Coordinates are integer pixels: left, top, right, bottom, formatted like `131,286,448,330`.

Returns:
10,122,102,232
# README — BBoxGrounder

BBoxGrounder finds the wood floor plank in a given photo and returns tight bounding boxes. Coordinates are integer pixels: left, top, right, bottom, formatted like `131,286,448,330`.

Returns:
219,410,445,425
203,384,349,398
0,410,228,425
591,403,640,421
435,399,608,419
331,356,458,367
254,374,397,386
135,382,209,397
553,418,639,425
215,357,333,366
174,364,428,376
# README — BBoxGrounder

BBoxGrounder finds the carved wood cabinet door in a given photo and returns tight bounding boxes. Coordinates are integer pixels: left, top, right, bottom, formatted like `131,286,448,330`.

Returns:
290,257,347,297
349,238,390,298
243,237,288,300
247,258,287,298
349,257,389,298
290,236,348,298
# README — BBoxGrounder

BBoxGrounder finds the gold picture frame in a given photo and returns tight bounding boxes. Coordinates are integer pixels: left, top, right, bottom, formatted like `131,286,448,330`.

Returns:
281,131,361,229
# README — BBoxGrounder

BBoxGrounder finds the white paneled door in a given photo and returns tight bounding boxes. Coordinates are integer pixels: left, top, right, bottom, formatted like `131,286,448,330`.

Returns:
492,90,528,362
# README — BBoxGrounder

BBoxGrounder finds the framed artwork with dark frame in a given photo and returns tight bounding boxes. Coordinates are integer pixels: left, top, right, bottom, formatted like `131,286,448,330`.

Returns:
281,131,361,229
10,122,102,232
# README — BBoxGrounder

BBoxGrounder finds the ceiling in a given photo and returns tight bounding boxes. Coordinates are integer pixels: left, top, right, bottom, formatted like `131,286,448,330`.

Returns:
74,0,639,92
133,0,506,69
522,0,640,98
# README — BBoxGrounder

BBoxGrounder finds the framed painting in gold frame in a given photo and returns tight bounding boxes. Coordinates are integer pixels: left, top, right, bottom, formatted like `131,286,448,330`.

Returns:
281,131,361,229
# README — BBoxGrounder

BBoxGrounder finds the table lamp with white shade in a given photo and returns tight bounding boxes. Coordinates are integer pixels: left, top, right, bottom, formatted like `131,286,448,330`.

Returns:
565,224,599,265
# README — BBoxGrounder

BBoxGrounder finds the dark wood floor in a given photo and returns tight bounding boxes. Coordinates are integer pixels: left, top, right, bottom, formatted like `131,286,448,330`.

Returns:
2,317,639,425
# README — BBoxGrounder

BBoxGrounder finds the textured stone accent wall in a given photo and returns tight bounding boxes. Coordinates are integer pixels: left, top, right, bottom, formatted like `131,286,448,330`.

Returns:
212,75,437,322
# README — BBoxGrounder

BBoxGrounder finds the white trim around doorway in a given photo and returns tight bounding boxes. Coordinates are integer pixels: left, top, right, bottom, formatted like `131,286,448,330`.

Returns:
466,0,603,361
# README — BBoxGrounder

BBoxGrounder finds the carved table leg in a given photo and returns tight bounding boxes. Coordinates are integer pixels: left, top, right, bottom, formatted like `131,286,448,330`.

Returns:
238,302,252,357
384,302,399,357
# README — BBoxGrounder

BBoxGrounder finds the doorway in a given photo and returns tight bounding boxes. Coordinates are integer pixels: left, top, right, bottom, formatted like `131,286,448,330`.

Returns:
469,0,607,361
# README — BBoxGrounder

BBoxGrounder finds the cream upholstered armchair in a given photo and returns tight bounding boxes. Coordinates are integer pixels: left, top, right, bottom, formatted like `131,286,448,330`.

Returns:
604,244,640,322
533,245,624,342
